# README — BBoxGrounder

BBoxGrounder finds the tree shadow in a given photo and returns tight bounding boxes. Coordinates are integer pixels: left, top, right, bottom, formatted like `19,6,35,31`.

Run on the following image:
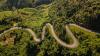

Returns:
26,43,40,56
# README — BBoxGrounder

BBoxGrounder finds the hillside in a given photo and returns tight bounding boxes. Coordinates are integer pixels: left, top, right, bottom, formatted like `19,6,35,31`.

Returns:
0,0,100,56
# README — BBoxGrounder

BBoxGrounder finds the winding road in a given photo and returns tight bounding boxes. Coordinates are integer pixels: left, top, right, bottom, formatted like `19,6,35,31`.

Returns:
0,23,79,48
1,23,98,48
69,24,100,34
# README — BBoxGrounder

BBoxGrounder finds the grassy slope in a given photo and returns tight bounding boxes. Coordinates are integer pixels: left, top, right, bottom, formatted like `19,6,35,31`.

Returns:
0,5,49,30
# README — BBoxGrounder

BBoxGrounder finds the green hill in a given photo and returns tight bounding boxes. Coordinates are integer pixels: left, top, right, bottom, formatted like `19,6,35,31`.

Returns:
0,0,100,56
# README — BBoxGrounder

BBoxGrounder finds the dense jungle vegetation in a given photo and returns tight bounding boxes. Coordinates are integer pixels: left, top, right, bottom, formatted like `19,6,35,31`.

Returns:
0,0,100,56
